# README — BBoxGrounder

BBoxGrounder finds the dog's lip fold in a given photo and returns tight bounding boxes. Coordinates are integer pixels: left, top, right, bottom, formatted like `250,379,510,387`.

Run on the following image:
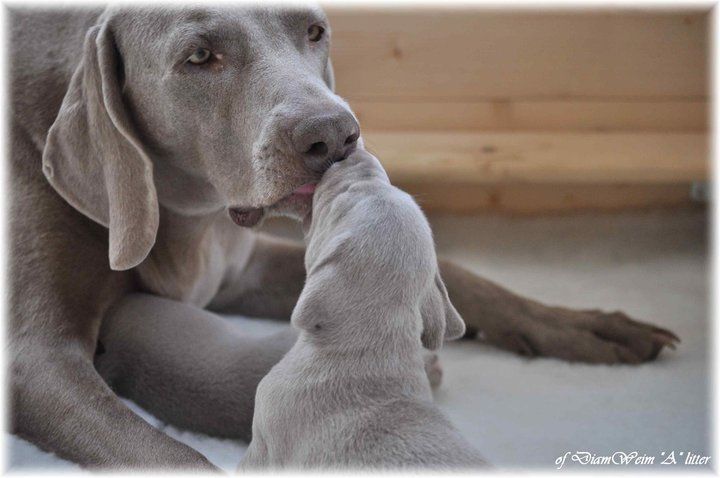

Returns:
292,183,317,195
230,183,318,228
228,207,264,227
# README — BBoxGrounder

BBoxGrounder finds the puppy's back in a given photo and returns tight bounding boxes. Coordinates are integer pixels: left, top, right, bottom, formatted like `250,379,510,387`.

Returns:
328,397,486,470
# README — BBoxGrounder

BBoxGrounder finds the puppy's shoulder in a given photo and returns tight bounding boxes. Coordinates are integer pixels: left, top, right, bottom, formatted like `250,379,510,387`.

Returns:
343,398,484,468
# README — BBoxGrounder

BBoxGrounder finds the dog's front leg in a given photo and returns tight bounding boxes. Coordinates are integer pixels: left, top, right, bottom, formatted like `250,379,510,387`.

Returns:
207,233,307,319
9,126,217,469
440,260,679,364
209,231,679,365
12,338,214,470
95,293,299,440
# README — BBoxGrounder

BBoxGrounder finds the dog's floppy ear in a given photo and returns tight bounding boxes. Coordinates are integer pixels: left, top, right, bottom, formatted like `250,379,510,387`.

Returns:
291,280,325,332
291,263,342,332
420,272,466,350
42,21,159,271
323,57,335,91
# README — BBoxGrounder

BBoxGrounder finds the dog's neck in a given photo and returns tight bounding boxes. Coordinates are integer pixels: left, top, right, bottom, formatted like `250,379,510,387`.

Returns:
135,206,235,304
290,304,429,393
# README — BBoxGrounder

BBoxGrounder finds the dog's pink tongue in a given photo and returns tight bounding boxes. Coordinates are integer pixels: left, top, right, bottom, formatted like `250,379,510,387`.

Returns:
229,207,264,227
293,183,317,195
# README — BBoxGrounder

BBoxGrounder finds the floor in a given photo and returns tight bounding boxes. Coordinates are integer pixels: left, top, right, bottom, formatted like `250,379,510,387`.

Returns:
7,209,710,471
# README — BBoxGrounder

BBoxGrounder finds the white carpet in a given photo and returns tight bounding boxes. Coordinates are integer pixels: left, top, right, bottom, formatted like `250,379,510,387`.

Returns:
7,210,710,471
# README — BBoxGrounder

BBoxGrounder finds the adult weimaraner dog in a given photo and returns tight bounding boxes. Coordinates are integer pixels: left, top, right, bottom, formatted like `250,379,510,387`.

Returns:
9,4,679,470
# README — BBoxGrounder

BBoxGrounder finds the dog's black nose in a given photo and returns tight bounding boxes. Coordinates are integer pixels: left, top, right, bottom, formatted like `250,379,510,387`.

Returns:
292,111,360,172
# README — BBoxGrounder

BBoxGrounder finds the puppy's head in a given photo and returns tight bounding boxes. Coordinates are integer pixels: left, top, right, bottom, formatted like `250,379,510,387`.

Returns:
293,149,465,350
301,147,387,240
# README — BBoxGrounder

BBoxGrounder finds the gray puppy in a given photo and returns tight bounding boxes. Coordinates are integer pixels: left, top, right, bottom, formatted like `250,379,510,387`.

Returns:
239,149,485,470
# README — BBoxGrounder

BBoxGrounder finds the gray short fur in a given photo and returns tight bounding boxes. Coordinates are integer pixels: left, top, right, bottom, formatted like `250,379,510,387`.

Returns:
239,150,485,470
9,4,678,469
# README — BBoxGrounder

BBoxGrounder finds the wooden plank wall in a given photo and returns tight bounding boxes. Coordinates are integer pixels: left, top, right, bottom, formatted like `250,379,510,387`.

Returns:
326,8,709,214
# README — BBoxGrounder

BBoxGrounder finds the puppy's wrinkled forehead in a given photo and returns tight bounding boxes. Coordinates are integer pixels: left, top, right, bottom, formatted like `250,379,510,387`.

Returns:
303,150,389,251
317,151,389,199
304,150,439,306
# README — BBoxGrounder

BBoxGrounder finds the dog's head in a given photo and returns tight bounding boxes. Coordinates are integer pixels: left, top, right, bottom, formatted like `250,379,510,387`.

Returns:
292,150,466,351
42,5,358,270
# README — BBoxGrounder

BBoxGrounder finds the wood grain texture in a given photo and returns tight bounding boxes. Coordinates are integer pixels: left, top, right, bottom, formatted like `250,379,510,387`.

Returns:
324,8,709,213
397,182,701,214
348,99,708,132
328,9,708,100
362,131,708,184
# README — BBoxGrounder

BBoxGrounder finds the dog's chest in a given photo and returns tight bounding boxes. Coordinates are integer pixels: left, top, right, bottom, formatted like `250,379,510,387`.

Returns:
135,222,241,307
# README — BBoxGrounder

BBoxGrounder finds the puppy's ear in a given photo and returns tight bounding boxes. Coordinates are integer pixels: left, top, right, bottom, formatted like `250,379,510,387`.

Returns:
42,20,159,271
323,57,335,91
291,276,326,332
420,272,467,350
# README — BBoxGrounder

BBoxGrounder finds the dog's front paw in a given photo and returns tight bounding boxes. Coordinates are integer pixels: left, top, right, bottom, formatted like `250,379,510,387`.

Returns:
481,308,679,365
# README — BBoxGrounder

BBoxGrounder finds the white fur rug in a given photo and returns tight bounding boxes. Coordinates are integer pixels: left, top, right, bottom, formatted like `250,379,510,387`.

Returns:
7,211,709,471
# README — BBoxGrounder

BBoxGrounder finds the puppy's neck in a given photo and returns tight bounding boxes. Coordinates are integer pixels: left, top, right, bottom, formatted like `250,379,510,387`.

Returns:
286,307,431,403
297,305,425,368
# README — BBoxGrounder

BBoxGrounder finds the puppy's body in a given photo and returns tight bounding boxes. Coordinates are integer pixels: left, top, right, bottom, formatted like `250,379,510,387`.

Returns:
240,151,484,469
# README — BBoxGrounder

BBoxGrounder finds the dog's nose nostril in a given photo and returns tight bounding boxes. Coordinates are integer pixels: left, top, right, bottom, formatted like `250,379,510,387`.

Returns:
344,132,359,145
292,111,360,171
305,141,329,157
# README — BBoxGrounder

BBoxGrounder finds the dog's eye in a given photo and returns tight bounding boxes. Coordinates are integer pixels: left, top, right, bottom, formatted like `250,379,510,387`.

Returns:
308,24,325,42
187,47,212,65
